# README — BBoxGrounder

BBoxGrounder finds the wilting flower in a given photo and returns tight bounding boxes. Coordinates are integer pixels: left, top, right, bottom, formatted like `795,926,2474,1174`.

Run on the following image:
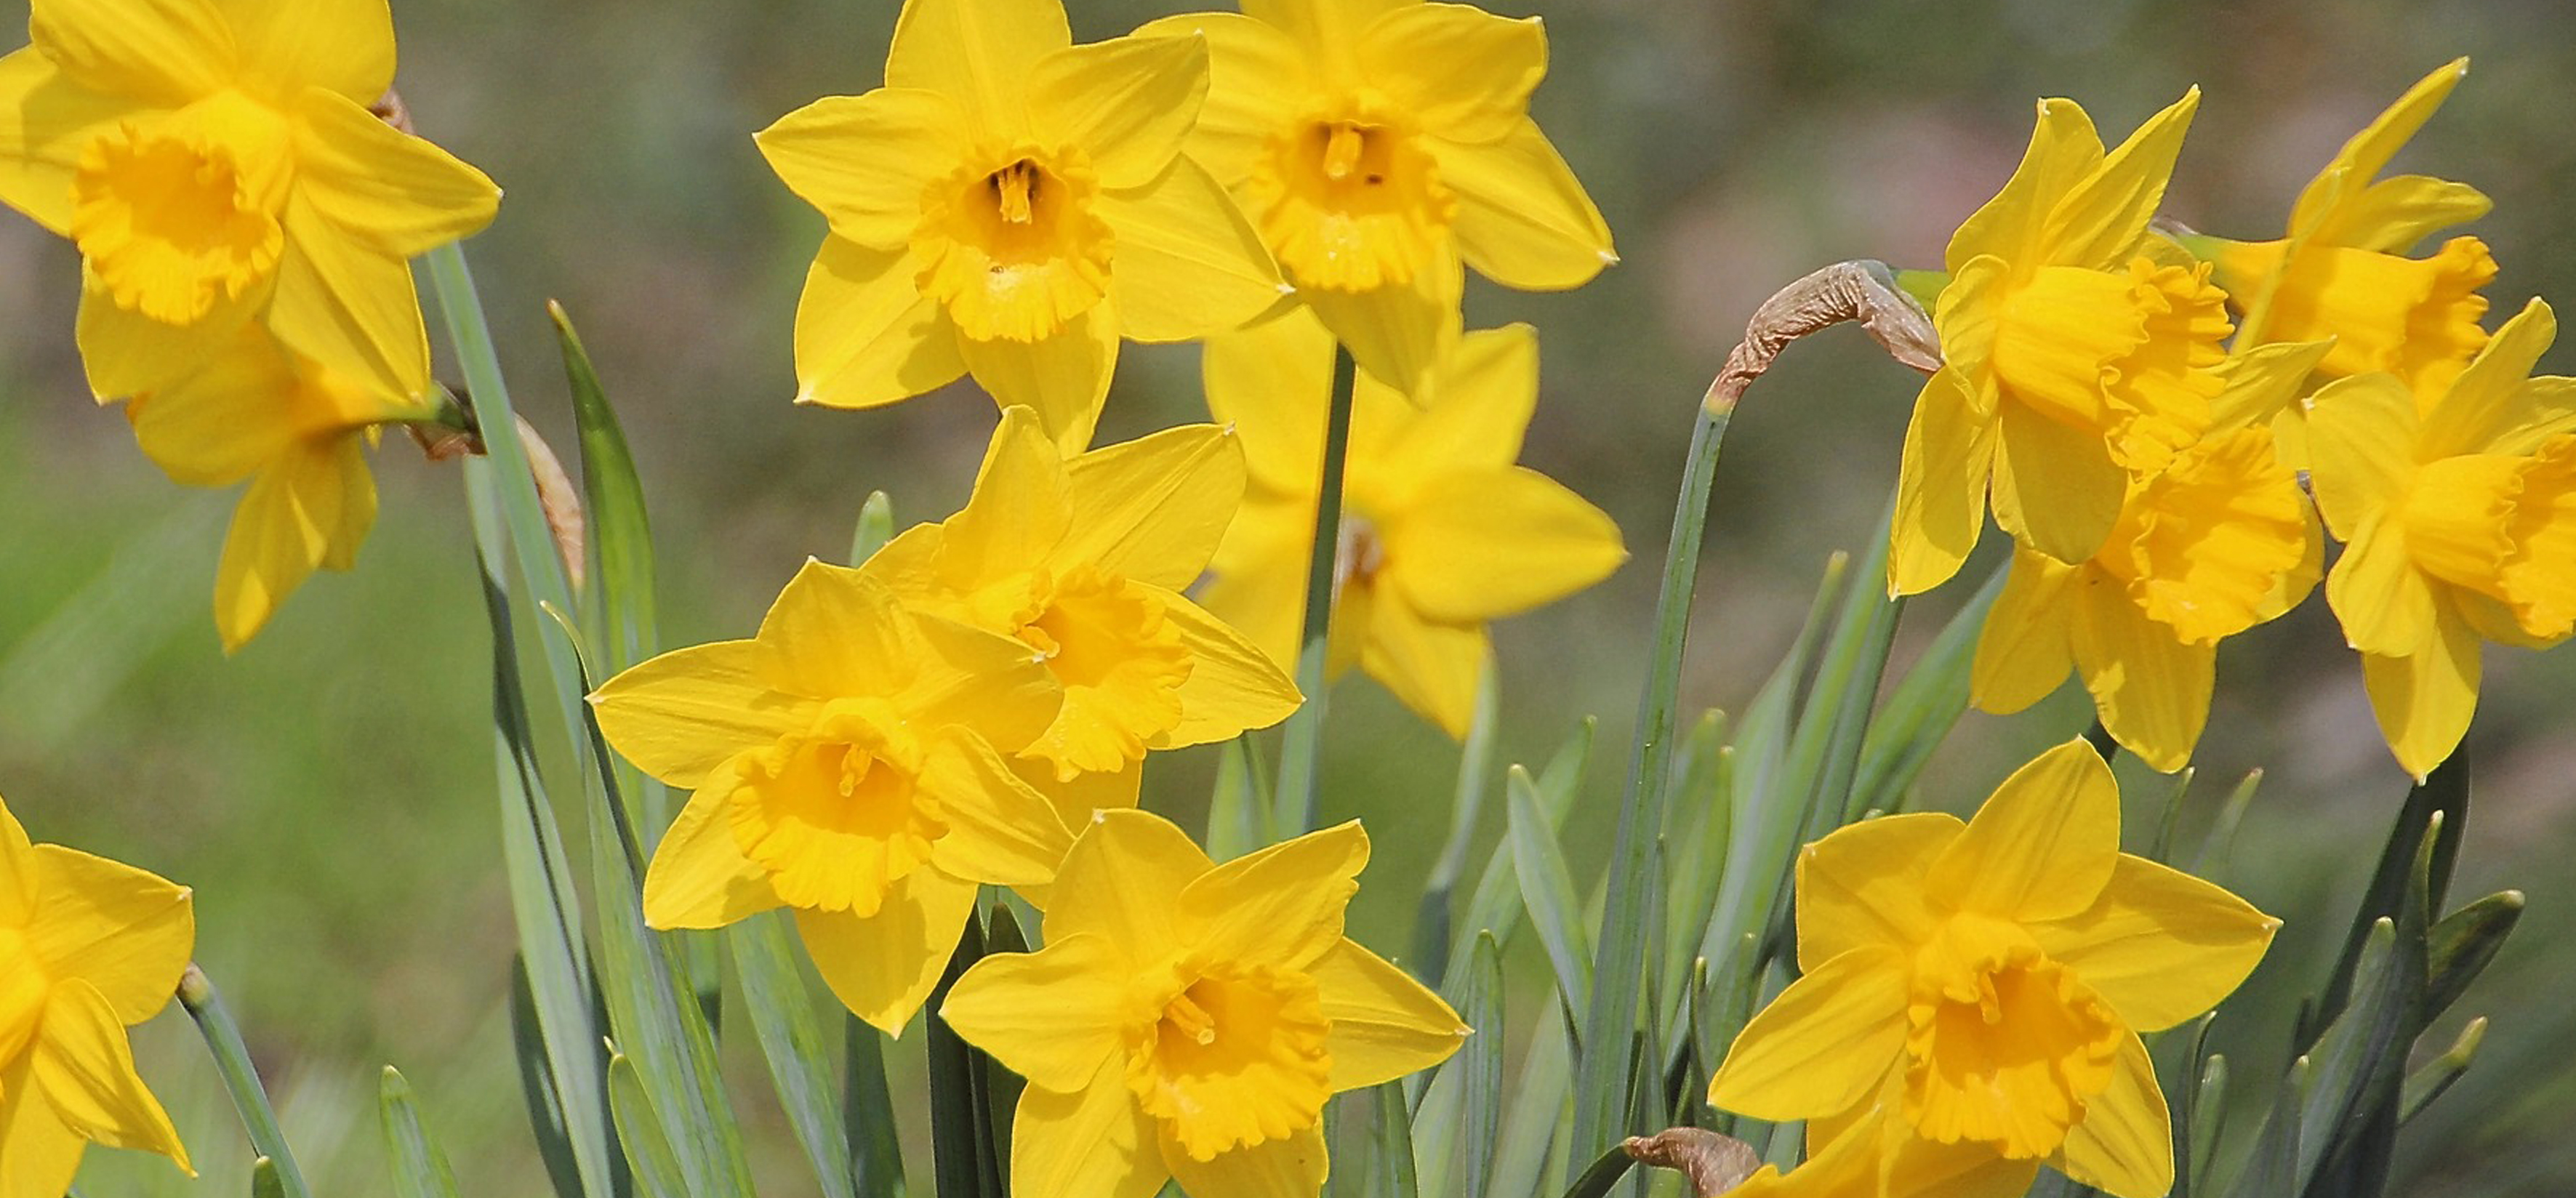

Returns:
858,406,1301,813
0,791,195,1195
943,809,1465,1198
1139,0,1615,393
590,560,1077,1032
122,327,430,650
759,0,1284,451
1972,342,2329,771
0,0,499,401
2205,59,2495,406
1893,90,2232,595
1199,310,1625,737
1707,740,2276,1197
2308,297,2576,779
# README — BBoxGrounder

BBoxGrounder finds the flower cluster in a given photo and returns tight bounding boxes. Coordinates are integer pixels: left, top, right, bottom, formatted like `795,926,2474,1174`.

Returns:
0,0,500,649
1890,61,2574,779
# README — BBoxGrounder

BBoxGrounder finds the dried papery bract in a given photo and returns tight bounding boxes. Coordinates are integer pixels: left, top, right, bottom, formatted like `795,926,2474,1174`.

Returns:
1624,1127,1761,1197
1705,259,1943,418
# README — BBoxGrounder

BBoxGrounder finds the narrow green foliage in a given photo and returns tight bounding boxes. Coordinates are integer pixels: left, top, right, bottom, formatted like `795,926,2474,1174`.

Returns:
1275,344,1361,837
506,957,591,1198
1656,710,1730,1023
177,966,314,1198
927,917,996,1198
252,1159,286,1198
845,1016,908,1198
851,491,896,564
731,914,862,1198
1443,718,1593,994
2190,769,2265,877
1416,664,1501,980
1847,562,2005,818
2228,1057,2308,1198
2149,766,2198,864
1207,736,1272,862
2189,1052,2228,1198
2311,760,2466,1040
1559,1144,1639,1198
1458,933,1505,1196
2399,1016,2486,1124
1696,552,1839,978
982,903,1032,1178
380,1066,462,1198
551,301,658,678
1375,1082,1423,1198
1490,997,1576,1198
1509,763,1594,1019
2424,890,2522,1022
2164,1013,2215,1198
607,1053,689,1198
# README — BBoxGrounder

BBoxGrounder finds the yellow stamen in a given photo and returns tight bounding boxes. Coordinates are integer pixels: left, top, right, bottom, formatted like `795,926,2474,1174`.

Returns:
991,161,1038,225
1321,123,1366,183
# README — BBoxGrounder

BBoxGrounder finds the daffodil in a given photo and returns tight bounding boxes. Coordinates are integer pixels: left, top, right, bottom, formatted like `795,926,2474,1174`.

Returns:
0,791,196,1196
0,0,499,401
2308,297,2576,779
121,327,430,650
1198,310,1625,737
1972,342,2330,771
1707,739,2276,1197
1137,0,1615,393
858,407,1300,814
759,0,1285,453
2205,59,2495,406
1721,1103,2042,1198
942,809,1465,1198
590,560,1078,1032
1893,90,2233,595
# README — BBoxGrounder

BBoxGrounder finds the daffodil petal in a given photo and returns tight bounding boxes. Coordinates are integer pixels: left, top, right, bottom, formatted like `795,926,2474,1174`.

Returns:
1389,323,1536,466
1012,1055,1165,1198
31,0,230,106
295,89,499,260
1355,590,1484,738
0,1053,87,1198
793,236,966,410
0,799,34,921
30,978,189,1166
1308,937,1466,1091
2362,606,2481,781
217,0,393,101
943,932,1131,1092
922,731,1074,888
2306,372,2420,538
1099,156,1285,342
0,49,131,234
883,0,1067,137
1357,4,1544,145
904,615,1065,754
2039,88,2196,271
1946,97,2103,274
1243,0,1406,60
25,845,191,1023
1132,12,1305,186
2326,515,2438,658
1991,402,2124,565
1303,246,1462,398
1059,422,1245,590
1160,1120,1327,1198
1158,590,1301,747
268,196,433,400
758,89,968,249
1970,548,2076,715
1381,466,1624,622
1706,946,1907,1120
796,869,979,1034
1890,364,1996,597
76,270,267,399
2053,1031,2172,1198
939,407,1076,584
2326,174,2491,254
1030,34,1203,190
213,435,373,651
755,559,925,697
1795,813,1959,970
2421,298,2568,459
2290,58,2467,239
1440,118,1613,291
592,639,816,787
2034,856,2276,1032
1200,502,1314,672
127,332,304,484
1182,820,1365,970
639,763,783,930
958,301,1119,454
1927,740,2120,922
1203,308,1334,491
1047,809,1211,965
2207,339,2336,436
2072,591,2212,773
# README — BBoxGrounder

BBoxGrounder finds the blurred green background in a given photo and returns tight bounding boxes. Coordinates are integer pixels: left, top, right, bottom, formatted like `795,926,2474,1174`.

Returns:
4,0,2572,1194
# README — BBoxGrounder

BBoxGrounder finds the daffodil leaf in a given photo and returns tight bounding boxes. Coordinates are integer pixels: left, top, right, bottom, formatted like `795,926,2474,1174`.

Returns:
380,1067,462,1198
1205,735,1269,864
2398,1016,2486,1125
850,490,896,565
1459,933,1506,1194
254,1158,288,1198
926,916,996,1198
2187,1048,2228,1198
1375,1082,1422,1198
981,901,1030,1178
1413,666,1502,984
2424,890,2523,1022
608,1053,689,1198
1489,993,1576,1198
843,1015,908,1198
2309,757,2463,1042
1442,717,1594,995
1656,709,1731,1027
1556,1143,1637,1198
730,913,862,1198
1508,763,1592,1021
505,957,590,1198
2225,1056,2307,1198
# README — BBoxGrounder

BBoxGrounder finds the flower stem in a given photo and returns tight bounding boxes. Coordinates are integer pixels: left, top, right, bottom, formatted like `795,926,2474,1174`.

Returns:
177,964,313,1198
1272,343,1360,837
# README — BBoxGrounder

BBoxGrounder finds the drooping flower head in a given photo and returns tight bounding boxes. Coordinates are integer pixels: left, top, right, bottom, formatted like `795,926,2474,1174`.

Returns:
1139,0,1616,393
0,0,500,401
123,326,432,650
858,406,1301,811
1973,342,2329,771
590,560,1078,1032
943,810,1466,1198
2308,297,2576,779
0,792,195,1196
1199,310,1626,736
2206,59,2496,406
759,0,1285,452
1893,90,2232,595
1709,740,2276,1197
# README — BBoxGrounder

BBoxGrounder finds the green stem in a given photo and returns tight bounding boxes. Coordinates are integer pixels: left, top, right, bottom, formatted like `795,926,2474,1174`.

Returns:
1273,345,1360,837
177,964,313,1198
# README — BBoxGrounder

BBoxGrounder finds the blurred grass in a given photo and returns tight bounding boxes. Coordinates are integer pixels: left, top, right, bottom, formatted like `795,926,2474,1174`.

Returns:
3,0,2573,1194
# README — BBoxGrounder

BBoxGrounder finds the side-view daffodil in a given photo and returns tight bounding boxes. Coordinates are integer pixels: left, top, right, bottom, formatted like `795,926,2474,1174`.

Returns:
2308,297,2576,779
2204,59,2495,407
1973,342,2330,771
760,0,1284,452
590,560,1077,1032
942,809,1466,1198
0,791,196,1195
0,0,500,401
123,328,433,650
1708,739,2277,1198
1720,1103,2039,1198
858,406,1301,815
1139,0,1615,393
1199,310,1625,737
1894,89,2232,594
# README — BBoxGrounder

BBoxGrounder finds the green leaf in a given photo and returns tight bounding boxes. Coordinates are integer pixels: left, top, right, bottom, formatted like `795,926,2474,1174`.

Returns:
2188,1051,2228,1198
1460,933,1505,1194
1656,710,1731,1024
927,917,994,1198
252,1159,286,1198
1490,994,1576,1198
608,1053,689,1198
507,956,591,1198
2189,768,2265,878
851,491,896,564
1416,666,1502,982
1206,735,1272,863
1443,718,1594,995
2398,1016,2484,1125
1846,559,2002,820
731,914,862,1198
380,1067,462,1198
845,1016,908,1198
2423,890,2521,1023
2308,758,2465,1042
1376,1082,1422,1198
1509,764,1594,1021
982,903,1031,1183
1558,1143,1637,1198
2226,1056,2307,1198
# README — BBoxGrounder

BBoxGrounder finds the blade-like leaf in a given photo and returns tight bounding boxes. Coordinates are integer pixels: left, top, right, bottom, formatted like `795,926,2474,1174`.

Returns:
733,913,862,1198
609,1054,689,1198
928,917,993,1198
1444,718,1594,994
846,1015,907,1198
1509,765,1593,1021
381,1066,462,1198
1847,562,2005,819
2424,890,2521,1023
1415,664,1501,981
851,491,896,564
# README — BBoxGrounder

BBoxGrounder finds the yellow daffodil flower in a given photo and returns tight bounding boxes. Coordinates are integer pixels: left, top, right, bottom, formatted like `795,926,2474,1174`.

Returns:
2308,297,2576,779
1708,740,2276,1197
0,0,499,401
1198,310,1625,737
590,560,1079,1032
1973,342,2330,771
2207,59,2495,407
1138,0,1615,393
121,328,431,650
760,0,1285,453
942,809,1465,1198
1894,90,2233,595
1723,1103,2042,1198
0,792,196,1195
858,407,1301,813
